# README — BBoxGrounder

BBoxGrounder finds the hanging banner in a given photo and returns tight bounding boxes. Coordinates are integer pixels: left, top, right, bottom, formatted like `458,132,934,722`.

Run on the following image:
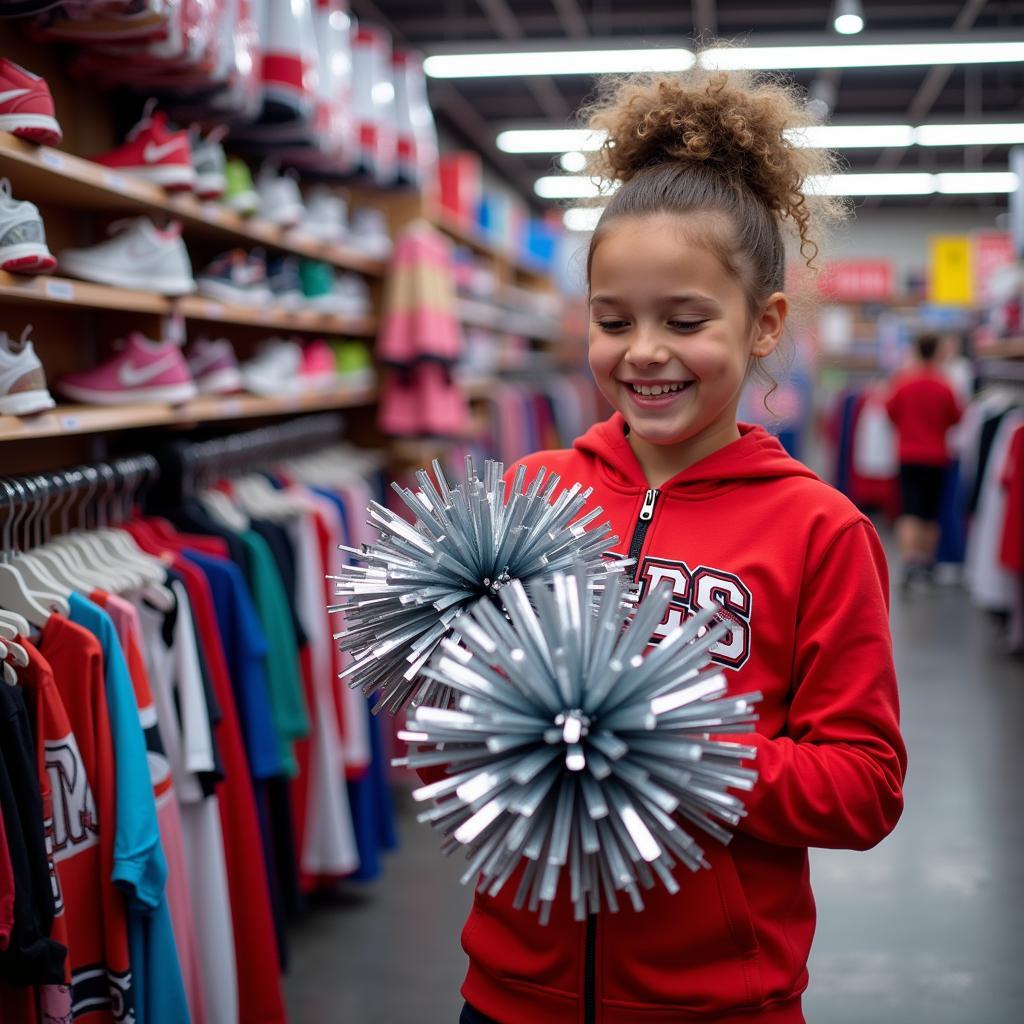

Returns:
817,260,893,301
973,230,1014,303
929,235,973,306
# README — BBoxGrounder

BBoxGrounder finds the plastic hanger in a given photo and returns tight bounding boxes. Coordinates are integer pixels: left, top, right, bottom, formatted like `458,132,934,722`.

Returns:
0,608,30,637
2,479,71,613
0,481,61,627
199,485,250,532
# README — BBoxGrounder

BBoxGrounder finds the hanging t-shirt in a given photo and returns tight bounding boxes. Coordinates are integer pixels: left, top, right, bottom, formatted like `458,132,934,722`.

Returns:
67,594,189,1024
1000,424,1024,574
239,531,310,776
0,810,13,951
0,682,66,987
38,614,133,1023
133,580,237,1024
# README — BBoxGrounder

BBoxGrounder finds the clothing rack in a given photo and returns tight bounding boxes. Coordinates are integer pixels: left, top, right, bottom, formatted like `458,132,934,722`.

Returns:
0,454,160,552
975,358,1024,385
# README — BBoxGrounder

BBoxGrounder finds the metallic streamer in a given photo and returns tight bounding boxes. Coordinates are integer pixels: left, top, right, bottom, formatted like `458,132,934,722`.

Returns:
395,567,762,923
329,457,630,714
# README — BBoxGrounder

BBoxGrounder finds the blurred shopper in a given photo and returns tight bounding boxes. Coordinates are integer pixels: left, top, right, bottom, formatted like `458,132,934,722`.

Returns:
885,332,963,589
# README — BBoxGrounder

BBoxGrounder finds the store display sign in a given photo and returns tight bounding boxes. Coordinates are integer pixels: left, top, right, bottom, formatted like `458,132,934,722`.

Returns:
928,235,973,306
973,231,1014,303
817,260,893,301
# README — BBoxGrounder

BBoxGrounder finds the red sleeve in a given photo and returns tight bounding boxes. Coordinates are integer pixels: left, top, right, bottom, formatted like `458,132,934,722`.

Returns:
883,383,900,424
736,519,907,851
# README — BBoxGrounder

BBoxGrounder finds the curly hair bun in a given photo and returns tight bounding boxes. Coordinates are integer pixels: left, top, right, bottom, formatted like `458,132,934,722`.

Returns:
584,66,845,265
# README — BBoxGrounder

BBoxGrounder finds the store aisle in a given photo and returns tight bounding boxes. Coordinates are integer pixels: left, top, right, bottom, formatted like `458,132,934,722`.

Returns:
284,560,1023,1024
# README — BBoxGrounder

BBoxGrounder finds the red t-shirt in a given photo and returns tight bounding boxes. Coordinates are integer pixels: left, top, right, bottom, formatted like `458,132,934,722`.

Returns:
884,367,963,466
999,425,1024,573
0,810,13,952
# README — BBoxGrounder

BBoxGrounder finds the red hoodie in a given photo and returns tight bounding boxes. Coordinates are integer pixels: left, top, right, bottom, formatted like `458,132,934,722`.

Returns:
454,415,907,1024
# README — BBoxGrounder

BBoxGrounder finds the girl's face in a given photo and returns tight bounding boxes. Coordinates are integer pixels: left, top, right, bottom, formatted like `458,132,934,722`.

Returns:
588,213,786,476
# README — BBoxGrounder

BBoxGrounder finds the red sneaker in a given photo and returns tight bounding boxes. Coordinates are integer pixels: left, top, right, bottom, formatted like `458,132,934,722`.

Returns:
94,103,194,191
0,58,62,146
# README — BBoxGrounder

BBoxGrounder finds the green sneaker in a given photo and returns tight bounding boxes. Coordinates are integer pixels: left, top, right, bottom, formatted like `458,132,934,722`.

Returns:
299,259,334,301
223,159,259,217
331,337,375,389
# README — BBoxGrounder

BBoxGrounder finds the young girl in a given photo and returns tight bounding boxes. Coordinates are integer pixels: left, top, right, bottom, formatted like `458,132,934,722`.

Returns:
457,68,907,1024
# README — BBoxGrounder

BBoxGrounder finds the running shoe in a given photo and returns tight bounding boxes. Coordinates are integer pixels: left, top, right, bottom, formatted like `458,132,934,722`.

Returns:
267,254,303,309
332,338,375,390
300,338,337,392
196,249,271,306
241,337,302,397
256,165,304,228
0,58,62,146
94,102,194,191
57,332,197,406
299,261,370,317
223,158,259,216
0,324,55,415
191,126,228,201
60,217,194,295
348,206,393,259
186,337,242,395
298,187,348,244
0,178,56,273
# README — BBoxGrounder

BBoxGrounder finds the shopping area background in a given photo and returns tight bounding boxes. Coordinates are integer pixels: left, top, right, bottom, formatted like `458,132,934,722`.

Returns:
0,2,1021,1023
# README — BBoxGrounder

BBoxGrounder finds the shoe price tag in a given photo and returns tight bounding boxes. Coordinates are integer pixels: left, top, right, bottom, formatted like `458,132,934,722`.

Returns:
39,151,64,171
44,280,74,301
102,171,130,193
203,302,224,319
58,413,80,431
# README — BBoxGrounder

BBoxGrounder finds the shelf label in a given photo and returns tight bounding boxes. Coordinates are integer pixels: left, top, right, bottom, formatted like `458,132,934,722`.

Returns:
59,414,80,430
39,150,64,171
204,302,224,318
221,398,243,416
44,280,74,301
102,171,130,192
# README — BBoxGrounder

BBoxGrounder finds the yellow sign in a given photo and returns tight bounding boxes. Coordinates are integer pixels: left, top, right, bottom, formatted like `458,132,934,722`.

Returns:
929,235,973,306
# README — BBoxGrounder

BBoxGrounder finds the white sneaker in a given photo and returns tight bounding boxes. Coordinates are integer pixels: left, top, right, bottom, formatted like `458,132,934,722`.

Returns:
256,165,304,228
60,218,195,295
241,338,303,397
0,178,56,274
297,187,348,244
191,126,228,201
348,206,392,259
186,337,243,395
0,324,55,415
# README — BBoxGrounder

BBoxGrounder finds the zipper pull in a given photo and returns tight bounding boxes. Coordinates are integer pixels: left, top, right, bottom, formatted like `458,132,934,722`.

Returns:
639,488,658,521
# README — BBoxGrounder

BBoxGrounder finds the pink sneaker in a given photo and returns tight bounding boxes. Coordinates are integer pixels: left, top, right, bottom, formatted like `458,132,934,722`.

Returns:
300,338,337,393
186,337,242,395
57,332,197,406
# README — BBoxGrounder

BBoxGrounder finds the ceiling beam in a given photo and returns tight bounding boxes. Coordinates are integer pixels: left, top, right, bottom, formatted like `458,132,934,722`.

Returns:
474,0,572,121
552,0,589,38
692,0,717,37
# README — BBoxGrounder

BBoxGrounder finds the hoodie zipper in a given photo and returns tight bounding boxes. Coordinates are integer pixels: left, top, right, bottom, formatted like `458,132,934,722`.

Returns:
628,488,659,566
582,488,659,1024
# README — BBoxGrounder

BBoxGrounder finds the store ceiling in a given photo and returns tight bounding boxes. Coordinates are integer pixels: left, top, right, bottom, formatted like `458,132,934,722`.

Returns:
351,0,1024,212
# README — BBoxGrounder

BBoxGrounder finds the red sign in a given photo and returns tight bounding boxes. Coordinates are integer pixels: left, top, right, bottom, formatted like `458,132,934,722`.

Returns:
973,231,1014,303
817,260,894,301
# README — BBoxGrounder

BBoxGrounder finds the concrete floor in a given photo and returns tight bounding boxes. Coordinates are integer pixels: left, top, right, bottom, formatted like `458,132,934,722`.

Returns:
284,566,1024,1024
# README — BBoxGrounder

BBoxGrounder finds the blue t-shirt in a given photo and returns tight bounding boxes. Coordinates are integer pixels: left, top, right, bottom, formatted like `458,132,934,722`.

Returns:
182,550,283,780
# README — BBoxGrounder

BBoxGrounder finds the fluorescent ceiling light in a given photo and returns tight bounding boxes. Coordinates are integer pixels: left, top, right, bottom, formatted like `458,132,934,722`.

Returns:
424,47,693,78
788,124,914,148
535,175,616,199
560,151,588,173
833,0,865,35
546,172,1017,199
564,207,604,232
935,171,1018,194
497,128,603,153
915,123,1024,146
701,41,1024,70
807,171,1018,195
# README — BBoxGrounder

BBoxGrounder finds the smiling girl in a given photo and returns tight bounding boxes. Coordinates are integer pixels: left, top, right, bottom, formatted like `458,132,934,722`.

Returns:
456,68,908,1024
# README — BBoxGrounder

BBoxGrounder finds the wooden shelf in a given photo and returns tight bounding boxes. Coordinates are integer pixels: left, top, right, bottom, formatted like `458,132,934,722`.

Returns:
177,296,377,336
0,385,377,442
976,338,1024,359
0,272,378,335
430,207,550,282
0,133,387,276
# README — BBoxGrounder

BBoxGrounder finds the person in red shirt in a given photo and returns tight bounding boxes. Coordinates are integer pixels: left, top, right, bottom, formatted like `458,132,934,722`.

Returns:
884,333,963,589
433,65,906,1024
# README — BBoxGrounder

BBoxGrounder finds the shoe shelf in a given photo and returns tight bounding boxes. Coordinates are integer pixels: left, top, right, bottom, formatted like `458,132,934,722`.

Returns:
0,385,377,442
0,133,387,277
0,271,378,336
430,207,550,284
456,296,563,343
976,337,1024,359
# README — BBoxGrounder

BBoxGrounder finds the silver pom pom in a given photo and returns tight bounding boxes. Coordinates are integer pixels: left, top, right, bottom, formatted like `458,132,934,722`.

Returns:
329,457,630,715
396,567,761,923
